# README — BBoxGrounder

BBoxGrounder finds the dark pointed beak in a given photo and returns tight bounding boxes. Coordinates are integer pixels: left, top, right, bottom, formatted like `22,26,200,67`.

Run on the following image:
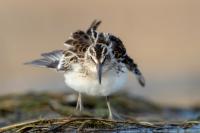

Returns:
96,63,102,84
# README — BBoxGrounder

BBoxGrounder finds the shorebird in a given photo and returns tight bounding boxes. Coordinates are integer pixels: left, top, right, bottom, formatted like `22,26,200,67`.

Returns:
26,20,145,119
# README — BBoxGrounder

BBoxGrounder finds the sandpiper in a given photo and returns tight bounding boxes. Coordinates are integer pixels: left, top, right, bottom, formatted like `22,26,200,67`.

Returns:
26,20,145,119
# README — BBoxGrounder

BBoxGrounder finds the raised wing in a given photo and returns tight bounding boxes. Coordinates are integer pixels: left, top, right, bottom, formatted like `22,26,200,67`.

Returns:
25,50,64,70
108,35,145,87
25,50,79,72
122,55,145,87
64,30,91,58
64,20,102,56
63,20,102,58
57,50,79,71
26,20,102,71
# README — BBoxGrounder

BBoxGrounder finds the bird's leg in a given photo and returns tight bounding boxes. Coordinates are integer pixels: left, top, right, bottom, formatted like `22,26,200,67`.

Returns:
76,93,83,111
106,96,113,120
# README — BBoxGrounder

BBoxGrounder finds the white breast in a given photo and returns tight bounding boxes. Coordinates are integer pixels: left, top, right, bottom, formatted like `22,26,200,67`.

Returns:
64,64,128,96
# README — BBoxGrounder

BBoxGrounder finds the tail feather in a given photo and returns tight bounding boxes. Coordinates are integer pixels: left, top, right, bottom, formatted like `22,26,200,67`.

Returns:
25,50,63,70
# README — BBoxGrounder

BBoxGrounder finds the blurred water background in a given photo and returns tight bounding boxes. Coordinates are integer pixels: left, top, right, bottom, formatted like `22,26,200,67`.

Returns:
0,0,200,107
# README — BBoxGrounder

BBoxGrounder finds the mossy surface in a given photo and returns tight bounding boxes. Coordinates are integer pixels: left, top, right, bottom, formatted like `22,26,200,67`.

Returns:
0,92,200,132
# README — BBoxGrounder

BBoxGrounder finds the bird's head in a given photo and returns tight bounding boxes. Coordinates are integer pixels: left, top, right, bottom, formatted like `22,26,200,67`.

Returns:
86,43,112,84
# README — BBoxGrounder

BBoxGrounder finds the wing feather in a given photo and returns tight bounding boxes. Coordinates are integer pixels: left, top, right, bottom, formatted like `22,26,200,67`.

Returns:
122,55,145,87
25,50,64,70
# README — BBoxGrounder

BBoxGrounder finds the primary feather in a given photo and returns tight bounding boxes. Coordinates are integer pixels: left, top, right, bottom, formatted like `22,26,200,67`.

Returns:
25,50,64,70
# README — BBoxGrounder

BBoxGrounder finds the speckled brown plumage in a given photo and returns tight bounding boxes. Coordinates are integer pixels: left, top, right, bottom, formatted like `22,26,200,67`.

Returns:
26,20,145,86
